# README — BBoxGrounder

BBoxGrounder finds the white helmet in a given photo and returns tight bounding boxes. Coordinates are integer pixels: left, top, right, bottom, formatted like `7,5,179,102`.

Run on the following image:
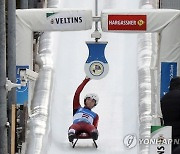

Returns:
84,93,99,106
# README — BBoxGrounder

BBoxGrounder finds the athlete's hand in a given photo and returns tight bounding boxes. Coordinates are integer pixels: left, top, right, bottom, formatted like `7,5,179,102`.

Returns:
85,76,91,80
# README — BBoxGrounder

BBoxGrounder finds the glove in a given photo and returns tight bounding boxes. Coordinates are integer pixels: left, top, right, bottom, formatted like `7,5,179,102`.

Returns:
85,76,91,80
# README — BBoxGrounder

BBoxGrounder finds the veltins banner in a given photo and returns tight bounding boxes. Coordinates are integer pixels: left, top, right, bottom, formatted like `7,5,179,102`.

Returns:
150,126,172,154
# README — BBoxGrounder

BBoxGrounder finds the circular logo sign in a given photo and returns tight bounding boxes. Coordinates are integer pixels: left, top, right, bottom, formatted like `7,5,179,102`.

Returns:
89,62,104,76
123,134,137,149
137,19,145,26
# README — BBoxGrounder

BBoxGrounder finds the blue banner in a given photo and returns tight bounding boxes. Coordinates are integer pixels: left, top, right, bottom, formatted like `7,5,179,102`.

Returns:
16,66,29,104
160,62,177,98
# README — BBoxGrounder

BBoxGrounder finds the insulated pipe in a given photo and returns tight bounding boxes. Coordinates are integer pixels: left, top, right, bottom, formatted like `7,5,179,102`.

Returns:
25,1,59,154
138,1,158,154
47,0,59,8
138,32,153,154
140,0,159,8
25,33,53,154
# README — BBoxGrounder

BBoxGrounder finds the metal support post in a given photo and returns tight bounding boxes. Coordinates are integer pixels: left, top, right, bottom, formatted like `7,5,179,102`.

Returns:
91,0,101,42
0,0,8,153
8,0,16,153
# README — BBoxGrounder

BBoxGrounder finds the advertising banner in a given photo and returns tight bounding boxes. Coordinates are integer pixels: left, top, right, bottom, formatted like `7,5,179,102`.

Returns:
46,10,92,31
16,9,92,31
108,15,146,31
160,62,177,98
150,126,172,154
16,66,29,105
101,9,180,32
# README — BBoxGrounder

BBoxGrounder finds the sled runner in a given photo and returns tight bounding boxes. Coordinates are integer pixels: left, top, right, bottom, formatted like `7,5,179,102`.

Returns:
71,132,98,148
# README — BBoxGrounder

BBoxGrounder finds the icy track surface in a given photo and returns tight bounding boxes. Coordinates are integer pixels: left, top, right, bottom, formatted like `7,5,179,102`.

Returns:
45,0,140,153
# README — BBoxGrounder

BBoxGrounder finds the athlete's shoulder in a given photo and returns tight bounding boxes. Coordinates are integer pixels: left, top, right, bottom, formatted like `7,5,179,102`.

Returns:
95,112,99,118
91,110,98,117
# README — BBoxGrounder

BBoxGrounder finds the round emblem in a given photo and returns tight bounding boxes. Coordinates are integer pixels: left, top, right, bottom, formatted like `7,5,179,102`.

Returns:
123,134,137,149
137,19,144,26
89,62,104,76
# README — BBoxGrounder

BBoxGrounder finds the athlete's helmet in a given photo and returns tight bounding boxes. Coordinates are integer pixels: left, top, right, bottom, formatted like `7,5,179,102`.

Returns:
84,93,99,106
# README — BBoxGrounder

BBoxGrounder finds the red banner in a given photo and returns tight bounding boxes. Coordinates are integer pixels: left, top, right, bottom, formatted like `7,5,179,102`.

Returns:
108,15,147,31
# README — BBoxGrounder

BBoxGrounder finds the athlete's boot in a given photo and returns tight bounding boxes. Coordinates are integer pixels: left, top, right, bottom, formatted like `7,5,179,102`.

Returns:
68,132,76,142
91,130,98,140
